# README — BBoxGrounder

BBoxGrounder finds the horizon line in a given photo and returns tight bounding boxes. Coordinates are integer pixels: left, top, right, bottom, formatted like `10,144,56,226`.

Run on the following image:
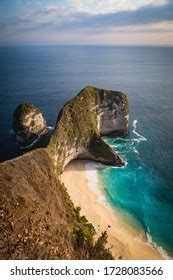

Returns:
0,43,173,47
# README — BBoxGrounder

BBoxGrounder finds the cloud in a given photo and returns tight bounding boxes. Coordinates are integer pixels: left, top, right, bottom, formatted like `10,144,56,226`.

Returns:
69,0,169,15
82,2,173,28
6,1,173,30
0,0,173,44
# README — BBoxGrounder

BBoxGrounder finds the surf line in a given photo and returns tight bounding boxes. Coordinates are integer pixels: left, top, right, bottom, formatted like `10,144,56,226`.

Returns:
132,120,147,142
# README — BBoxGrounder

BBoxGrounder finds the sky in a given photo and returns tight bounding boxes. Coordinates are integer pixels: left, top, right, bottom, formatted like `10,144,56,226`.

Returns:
0,0,173,45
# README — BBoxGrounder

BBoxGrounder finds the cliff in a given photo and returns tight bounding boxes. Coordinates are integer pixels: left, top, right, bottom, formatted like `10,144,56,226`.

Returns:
48,86,129,173
0,149,112,259
1,86,129,259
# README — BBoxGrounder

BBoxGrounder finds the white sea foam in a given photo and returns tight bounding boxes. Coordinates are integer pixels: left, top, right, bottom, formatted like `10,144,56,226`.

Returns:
146,229,171,260
85,163,107,206
132,120,147,142
107,120,147,149
19,135,41,150
85,163,99,193
47,126,54,130
133,147,139,154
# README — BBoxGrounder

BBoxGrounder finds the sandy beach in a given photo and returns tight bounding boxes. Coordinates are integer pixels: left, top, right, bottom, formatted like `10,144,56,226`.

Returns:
61,160,165,260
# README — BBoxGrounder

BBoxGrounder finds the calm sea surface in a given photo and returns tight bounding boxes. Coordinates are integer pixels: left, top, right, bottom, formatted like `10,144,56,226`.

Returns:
0,46,173,256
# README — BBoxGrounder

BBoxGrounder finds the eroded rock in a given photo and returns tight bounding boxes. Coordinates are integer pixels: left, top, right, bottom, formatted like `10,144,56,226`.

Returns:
13,102,47,146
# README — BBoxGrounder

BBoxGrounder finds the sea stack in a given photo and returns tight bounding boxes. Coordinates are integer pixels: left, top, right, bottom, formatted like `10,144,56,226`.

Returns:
13,102,47,146
48,86,129,173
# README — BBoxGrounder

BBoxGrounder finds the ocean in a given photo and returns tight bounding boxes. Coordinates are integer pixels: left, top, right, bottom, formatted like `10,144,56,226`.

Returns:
0,45,173,257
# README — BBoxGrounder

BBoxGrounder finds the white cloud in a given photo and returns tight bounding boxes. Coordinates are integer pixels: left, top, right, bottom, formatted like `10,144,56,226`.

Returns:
11,0,170,26
68,0,168,15
22,0,169,19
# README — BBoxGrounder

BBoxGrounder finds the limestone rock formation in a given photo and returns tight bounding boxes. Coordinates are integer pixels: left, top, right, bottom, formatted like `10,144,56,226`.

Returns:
48,86,129,173
13,102,47,146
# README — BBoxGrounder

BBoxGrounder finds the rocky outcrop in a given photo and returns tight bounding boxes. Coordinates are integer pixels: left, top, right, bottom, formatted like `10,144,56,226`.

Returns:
13,102,47,146
48,86,129,173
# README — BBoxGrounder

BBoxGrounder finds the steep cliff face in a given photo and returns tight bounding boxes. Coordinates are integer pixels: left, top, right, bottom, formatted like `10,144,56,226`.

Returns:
97,89,129,136
13,102,47,146
48,86,129,173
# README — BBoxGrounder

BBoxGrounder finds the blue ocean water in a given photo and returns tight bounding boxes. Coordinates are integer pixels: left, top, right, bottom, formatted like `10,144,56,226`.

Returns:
0,46,173,256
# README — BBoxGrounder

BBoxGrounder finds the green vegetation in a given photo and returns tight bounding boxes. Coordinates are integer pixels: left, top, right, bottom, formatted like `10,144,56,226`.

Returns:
73,225,94,247
50,87,98,143
71,207,113,260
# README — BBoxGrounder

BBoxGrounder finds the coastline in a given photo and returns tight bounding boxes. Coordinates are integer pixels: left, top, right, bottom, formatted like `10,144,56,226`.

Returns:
61,160,165,260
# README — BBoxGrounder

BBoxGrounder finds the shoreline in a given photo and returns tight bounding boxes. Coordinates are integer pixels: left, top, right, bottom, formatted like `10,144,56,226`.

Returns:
61,160,165,260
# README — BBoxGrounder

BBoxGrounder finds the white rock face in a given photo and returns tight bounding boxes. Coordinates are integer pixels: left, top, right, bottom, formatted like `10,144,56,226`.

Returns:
97,91,129,136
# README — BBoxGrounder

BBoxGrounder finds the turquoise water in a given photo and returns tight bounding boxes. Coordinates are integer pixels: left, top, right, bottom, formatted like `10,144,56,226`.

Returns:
99,120,173,258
